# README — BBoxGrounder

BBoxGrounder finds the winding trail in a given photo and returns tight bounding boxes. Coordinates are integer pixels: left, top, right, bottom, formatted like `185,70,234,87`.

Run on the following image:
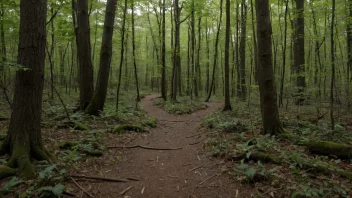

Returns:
96,95,249,197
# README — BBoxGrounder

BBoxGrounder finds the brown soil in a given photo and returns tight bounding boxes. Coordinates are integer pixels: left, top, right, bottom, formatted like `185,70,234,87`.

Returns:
67,95,253,198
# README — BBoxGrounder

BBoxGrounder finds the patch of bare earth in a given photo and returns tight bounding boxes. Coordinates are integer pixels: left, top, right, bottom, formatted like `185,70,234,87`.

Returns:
67,95,253,198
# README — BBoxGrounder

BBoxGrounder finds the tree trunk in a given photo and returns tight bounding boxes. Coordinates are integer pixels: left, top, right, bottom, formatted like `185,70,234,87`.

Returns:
239,0,247,101
330,0,336,130
77,0,94,110
250,0,258,84
0,0,52,178
0,0,6,84
132,0,140,102
223,0,231,111
172,0,181,101
86,0,117,115
293,0,306,104
116,0,127,111
205,0,223,102
255,0,284,135
279,0,289,106
347,0,352,109
161,0,166,100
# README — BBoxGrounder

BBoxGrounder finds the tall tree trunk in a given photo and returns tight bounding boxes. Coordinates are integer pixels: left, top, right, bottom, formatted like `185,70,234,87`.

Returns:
172,0,181,101
347,0,352,109
0,0,6,84
256,0,283,136
330,0,336,130
279,0,289,106
205,18,210,94
250,0,258,84
0,0,53,178
77,0,94,110
161,0,167,100
223,0,232,111
132,0,140,102
86,0,117,115
196,16,202,96
239,0,247,100
116,0,127,111
205,0,223,102
293,0,306,104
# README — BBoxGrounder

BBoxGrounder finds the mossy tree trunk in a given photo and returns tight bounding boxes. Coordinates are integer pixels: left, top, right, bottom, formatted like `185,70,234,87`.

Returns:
86,0,117,115
0,0,52,178
255,0,284,135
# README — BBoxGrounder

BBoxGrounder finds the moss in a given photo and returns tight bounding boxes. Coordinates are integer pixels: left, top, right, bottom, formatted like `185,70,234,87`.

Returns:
113,124,145,134
306,140,352,159
73,122,89,131
7,144,35,178
0,114,9,121
142,117,158,128
0,165,16,179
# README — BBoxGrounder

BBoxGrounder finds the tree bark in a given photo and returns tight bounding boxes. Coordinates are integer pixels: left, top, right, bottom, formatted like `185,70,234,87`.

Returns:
86,0,117,115
330,0,336,130
205,0,223,102
0,0,52,178
293,0,306,104
116,0,127,111
161,0,166,100
223,0,231,111
239,0,247,101
77,0,94,110
255,0,284,135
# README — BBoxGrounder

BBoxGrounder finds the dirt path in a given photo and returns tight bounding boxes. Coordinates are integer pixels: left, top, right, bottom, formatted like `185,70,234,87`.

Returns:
84,95,250,198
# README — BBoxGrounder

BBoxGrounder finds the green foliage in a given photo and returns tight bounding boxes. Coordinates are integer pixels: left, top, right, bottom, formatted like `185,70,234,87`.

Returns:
0,177,24,194
113,124,145,134
203,110,248,133
37,184,65,198
154,98,207,114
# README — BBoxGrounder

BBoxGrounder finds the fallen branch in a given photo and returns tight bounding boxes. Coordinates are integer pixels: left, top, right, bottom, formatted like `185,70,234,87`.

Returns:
186,133,203,139
70,175,134,183
107,145,183,151
189,165,203,172
198,174,219,186
70,177,94,198
189,140,205,146
119,186,134,195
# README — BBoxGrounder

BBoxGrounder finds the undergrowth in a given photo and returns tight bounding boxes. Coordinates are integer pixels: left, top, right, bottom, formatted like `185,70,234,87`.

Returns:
202,100,352,197
153,97,207,114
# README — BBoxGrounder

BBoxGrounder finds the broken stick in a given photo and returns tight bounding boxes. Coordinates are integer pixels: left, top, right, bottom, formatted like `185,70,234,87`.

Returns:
70,175,136,183
107,145,183,151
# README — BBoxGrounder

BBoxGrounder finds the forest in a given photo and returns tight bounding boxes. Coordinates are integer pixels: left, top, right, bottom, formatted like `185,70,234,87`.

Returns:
0,0,351,197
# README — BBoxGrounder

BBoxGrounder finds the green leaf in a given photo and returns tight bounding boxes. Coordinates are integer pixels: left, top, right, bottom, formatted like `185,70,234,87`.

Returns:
246,152,252,159
52,184,65,196
245,168,256,178
0,177,24,192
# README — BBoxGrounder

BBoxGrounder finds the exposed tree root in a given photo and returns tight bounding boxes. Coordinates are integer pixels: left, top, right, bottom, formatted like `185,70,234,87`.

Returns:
0,142,53,178
0,165,16,178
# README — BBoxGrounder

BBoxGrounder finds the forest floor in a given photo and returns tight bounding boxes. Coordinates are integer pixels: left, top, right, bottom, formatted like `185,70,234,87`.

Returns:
1,92,352,197
65,94,253,197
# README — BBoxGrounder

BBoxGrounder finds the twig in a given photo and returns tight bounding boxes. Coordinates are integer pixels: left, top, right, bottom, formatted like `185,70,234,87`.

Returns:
188,165,203,172
198,174,219,186
185,133,203,138
70,177,94,198
70,175,133,183
119,186,134,195
107,145,183,151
